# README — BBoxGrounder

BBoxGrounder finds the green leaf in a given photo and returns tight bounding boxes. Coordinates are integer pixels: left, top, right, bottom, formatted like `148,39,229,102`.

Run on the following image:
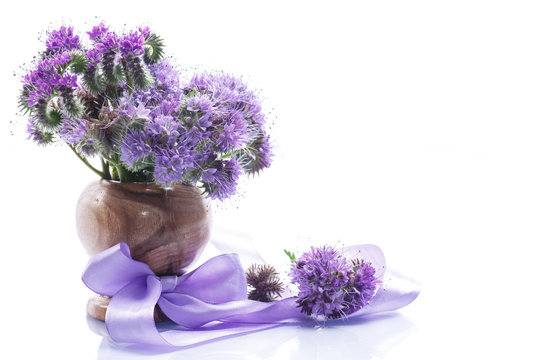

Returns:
112,62,126,83
18,92,32,115
102,50,120,85
34,97,62,130
144,33,165,64
41,131,55,145
284,249,296,263
37,107,62,130
63,97,83,117
83,68,105,95
68,52,88,74
127,56,154,90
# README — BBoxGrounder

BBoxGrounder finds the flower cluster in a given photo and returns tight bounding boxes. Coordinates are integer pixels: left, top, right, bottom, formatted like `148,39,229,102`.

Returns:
19,23,273,200
289,246,380,319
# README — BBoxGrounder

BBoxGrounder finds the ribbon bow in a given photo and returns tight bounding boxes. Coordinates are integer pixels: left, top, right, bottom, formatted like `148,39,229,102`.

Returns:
82,243,420,347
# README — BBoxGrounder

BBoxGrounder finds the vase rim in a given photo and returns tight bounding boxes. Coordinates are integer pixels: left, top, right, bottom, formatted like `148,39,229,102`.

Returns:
94,179,201,195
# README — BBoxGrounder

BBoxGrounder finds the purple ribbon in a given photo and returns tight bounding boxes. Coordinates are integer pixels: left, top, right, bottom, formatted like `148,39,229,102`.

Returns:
82,243,420,347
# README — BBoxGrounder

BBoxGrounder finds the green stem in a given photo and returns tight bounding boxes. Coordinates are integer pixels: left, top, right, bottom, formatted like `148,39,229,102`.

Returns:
68,144,104,178
101,158,111,180
116,164,130,182
111,166,119,181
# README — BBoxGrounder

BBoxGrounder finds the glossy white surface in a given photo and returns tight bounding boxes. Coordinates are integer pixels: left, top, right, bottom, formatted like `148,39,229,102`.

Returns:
90,314,414,359
2,1,540,358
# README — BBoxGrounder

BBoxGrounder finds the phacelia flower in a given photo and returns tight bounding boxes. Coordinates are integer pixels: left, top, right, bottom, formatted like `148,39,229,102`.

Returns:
246,264,284,302
215,111,249,151
186,93,213,113
243,135,273,175
119,31,145,57
23,54,77,107
153,145,194,184
26,118,53,145
58,118,87,144
150,58,180,91
20,23,273,200
120,130,152,166
290,246,380,319
45,26,80,54
202,157,242,200
87,22,109,41
147,114,180,138
80,138,96,156
123,102,151,120
343,259,380,315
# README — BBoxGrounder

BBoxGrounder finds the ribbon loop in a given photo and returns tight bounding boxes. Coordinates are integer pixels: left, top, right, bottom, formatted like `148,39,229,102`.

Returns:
82,243,154,296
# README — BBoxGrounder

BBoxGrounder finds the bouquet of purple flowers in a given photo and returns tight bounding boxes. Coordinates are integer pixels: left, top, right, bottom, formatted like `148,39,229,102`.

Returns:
19,24,272,200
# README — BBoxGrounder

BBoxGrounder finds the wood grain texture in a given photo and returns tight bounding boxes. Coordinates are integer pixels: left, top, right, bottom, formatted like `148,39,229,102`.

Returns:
76,180,212,276
86,295,170,322
77,180,212,321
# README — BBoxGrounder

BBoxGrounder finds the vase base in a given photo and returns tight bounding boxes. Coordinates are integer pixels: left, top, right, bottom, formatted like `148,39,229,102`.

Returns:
86,294,170,322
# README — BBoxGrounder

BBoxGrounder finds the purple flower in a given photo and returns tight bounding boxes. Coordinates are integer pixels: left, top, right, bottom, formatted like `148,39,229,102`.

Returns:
202,157,242,200
126,59,181,111
201,168,217,183
215,111,248,151
120,130,152,166
186,94,213,113
244,135,273,174
124,102,151,120
138,27,151,38
19,23,273,197
59,118,87,144
343,260,380,315
119,31,145,57
59,73,78,87
290,246,380,319
150,59,180,90
87,22,109,41
147,115,179,137
86,48,101,68
95,31,120,53
24,56,73,106
154,100,180,117
153,145,194,184
80,138,96,156
26,118,53,145
255,135,273,169
45,26,80,54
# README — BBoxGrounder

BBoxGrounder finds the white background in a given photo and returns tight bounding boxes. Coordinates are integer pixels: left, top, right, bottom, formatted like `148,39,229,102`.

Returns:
1,1,539,359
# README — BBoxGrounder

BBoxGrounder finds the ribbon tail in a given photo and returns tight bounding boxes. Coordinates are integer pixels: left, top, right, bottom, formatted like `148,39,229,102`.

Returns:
160,294,309,327
348,269,421,318
106,275,168,346
159,322,280,348
158,294,272,328
221,297,309,324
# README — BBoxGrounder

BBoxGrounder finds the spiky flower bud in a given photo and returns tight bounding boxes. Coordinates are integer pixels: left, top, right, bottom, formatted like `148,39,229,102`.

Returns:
246,264,284,302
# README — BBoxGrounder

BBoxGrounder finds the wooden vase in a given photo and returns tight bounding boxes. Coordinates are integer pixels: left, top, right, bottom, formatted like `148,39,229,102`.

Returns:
76,180,212,321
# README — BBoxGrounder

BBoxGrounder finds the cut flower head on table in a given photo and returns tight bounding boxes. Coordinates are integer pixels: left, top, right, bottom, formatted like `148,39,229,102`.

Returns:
288,246,381,320
19,23,273,200
247,246,382,320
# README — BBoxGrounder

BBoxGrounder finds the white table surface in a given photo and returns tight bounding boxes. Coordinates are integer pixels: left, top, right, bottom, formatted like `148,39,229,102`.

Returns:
2,1,540,358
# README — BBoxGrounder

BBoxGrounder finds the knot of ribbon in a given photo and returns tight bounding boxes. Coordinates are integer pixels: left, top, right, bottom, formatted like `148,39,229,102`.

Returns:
82,242,420,347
